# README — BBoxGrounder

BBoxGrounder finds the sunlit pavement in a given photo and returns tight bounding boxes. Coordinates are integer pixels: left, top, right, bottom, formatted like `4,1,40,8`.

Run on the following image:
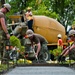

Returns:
5,66,75,75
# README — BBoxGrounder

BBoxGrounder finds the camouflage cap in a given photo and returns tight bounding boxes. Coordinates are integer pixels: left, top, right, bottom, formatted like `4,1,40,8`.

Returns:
4,3,11,11
26,29,34,37
68,30,75,36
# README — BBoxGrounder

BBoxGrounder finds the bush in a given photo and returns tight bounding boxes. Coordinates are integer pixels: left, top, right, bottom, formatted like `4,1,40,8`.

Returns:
0,64,7,72
10,35,21,49
49,48,62,60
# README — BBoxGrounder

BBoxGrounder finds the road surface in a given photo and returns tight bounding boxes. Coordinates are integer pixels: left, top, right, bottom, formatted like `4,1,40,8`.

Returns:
4,66,75,75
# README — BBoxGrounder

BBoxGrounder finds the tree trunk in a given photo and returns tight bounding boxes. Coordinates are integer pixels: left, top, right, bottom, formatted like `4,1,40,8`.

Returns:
1,0,5,5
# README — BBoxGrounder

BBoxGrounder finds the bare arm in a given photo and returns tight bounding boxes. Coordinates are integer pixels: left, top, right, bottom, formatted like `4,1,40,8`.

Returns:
36,42,41,56
60,46,70,55
0,17,10,39
0,17,8,34
69,44,75,50
61,44,75,56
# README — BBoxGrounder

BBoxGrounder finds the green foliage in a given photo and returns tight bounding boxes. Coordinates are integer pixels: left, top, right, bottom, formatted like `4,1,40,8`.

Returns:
20,46,25,56
9,36,26,57
6,0,75,30
6,0,59,20
33,3,59,19
49,48,62,60
10,35,21,49
0,64,7,72
20,46,25,53
72,21,75,25
52,49,62,56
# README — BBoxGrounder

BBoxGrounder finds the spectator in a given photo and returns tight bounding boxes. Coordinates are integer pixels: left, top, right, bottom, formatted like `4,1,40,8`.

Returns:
26,7,33,16
25,7,33,31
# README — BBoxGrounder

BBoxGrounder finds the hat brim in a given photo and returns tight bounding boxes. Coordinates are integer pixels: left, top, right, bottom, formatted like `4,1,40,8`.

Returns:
27,34,33,37
68,34,74,37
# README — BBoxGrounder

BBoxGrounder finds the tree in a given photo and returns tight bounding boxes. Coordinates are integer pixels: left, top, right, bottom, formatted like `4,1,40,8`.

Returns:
0,0,5,7
33,2,59,19
1,0,5,4
36,0,42,4
6,0,58,19
50,0,75,31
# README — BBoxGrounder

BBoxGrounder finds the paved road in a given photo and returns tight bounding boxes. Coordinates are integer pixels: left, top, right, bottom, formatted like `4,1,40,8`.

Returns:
4,66,75,75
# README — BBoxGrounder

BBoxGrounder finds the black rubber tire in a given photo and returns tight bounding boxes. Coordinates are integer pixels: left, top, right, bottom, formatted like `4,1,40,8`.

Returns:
38,50,50,61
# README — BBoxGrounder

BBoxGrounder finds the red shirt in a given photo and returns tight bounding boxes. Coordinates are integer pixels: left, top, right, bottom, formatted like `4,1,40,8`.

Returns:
58,39,63,47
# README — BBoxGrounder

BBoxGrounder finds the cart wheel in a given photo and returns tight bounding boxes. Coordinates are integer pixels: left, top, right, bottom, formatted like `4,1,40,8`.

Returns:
38,50,50,61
